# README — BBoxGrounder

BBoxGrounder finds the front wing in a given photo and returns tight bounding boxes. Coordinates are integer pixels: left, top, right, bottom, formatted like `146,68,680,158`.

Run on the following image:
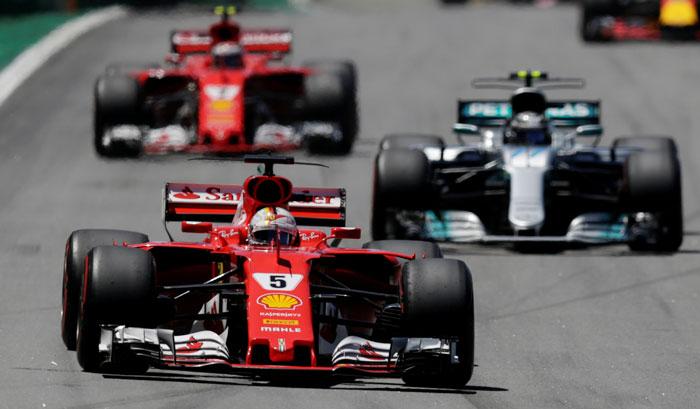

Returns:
102,122,342,155
405,211,630,244
100,327,455,377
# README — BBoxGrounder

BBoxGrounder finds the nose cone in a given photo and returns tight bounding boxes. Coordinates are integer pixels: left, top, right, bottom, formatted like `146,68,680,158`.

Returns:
504,147,551,232
508,168,546,231
509,198,546,231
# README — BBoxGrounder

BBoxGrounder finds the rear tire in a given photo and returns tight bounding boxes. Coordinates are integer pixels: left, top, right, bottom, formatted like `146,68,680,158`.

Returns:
372,148,431,240
77,246,156,372
400,259,474,387
62,229,148,351
94,74,142,158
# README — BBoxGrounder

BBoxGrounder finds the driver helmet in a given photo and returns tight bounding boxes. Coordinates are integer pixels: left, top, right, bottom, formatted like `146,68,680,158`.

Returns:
212,41,243,69
504,111,551,145
248,207,298,246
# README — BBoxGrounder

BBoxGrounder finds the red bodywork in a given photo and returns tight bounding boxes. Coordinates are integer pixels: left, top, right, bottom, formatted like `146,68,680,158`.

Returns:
117,170,415,375
124,18,312,154
590,0,700,41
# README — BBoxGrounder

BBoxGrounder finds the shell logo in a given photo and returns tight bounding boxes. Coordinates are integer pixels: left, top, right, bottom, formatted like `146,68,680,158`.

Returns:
257,293,302,310
211,99,233,112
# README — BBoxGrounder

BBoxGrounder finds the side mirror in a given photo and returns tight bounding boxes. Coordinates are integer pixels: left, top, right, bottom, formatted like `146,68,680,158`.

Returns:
330,227,361,240
181,221,213,233
453,123,480,135
575,124,603,137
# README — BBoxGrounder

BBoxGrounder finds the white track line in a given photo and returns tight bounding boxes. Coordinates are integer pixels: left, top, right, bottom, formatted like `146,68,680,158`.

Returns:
0,5,127,107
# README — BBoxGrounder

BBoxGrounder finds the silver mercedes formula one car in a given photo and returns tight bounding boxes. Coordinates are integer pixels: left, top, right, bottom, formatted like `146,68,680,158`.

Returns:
372,71,683,252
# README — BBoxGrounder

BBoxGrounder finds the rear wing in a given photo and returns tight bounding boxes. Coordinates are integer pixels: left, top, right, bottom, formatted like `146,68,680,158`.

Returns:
458,100,600,127
170,29,292,55
164,183,345,227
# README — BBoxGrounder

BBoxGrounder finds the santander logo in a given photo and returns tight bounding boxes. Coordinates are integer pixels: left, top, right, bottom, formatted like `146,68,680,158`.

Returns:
173,186,200,200
176,336,204,354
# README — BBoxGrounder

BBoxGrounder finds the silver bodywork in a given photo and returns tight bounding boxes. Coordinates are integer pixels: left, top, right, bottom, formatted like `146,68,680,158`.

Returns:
399,126,642,244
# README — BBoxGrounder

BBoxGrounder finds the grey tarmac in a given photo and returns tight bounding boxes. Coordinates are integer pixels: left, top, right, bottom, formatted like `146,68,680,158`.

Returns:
0,2,699,408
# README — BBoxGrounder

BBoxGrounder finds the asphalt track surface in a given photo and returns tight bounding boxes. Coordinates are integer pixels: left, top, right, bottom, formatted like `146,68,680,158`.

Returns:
1,2,700,408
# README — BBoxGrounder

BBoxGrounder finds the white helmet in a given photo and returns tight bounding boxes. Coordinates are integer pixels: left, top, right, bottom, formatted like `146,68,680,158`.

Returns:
249,207,298,246
504,111,551,145
212,41,243,68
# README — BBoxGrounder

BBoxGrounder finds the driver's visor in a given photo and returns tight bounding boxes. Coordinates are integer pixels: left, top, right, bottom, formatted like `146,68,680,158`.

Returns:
517,129,547,144
252,229,295,246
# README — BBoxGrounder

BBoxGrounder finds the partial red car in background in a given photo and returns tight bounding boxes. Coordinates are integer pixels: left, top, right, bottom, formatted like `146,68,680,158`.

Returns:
581,0,700,41
94,9,358,157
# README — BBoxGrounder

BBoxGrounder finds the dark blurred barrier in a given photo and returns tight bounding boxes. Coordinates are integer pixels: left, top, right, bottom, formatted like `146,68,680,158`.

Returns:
0,1,249,15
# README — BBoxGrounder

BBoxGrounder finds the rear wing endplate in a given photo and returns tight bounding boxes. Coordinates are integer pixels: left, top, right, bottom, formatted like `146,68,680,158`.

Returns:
164,183,345,227
458,100,601,127
171,29,292,55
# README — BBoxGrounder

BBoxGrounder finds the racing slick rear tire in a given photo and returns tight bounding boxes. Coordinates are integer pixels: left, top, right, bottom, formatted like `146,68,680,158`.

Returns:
623,148,683,252
302,60,358,155
400,258,474,387
62,229,149,351
379,133,445,151
77,246,156,372
362,240,443,261
372,148,432,240
94,74,142,158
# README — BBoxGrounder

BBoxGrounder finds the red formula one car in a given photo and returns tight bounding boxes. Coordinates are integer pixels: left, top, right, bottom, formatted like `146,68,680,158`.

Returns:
60,155,475,387
94,9,358,157
581,0,700,41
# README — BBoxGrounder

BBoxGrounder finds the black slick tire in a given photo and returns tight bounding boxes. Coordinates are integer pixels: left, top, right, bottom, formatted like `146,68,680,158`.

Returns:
76,246,155,372
372,148,431,240
400,258,474,387
62,229,148,350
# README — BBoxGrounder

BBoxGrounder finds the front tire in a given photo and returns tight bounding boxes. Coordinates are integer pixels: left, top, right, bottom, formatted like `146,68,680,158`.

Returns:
624,151,683,252
94,74,142,158
77,246,156,372
400,258,474,387
302,60,358,155
62,229,148,351
617,136,682,252
372,148,432,240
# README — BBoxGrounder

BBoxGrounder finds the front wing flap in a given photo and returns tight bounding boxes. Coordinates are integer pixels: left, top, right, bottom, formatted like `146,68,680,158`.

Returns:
407,210,630,244
100,327,455,377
